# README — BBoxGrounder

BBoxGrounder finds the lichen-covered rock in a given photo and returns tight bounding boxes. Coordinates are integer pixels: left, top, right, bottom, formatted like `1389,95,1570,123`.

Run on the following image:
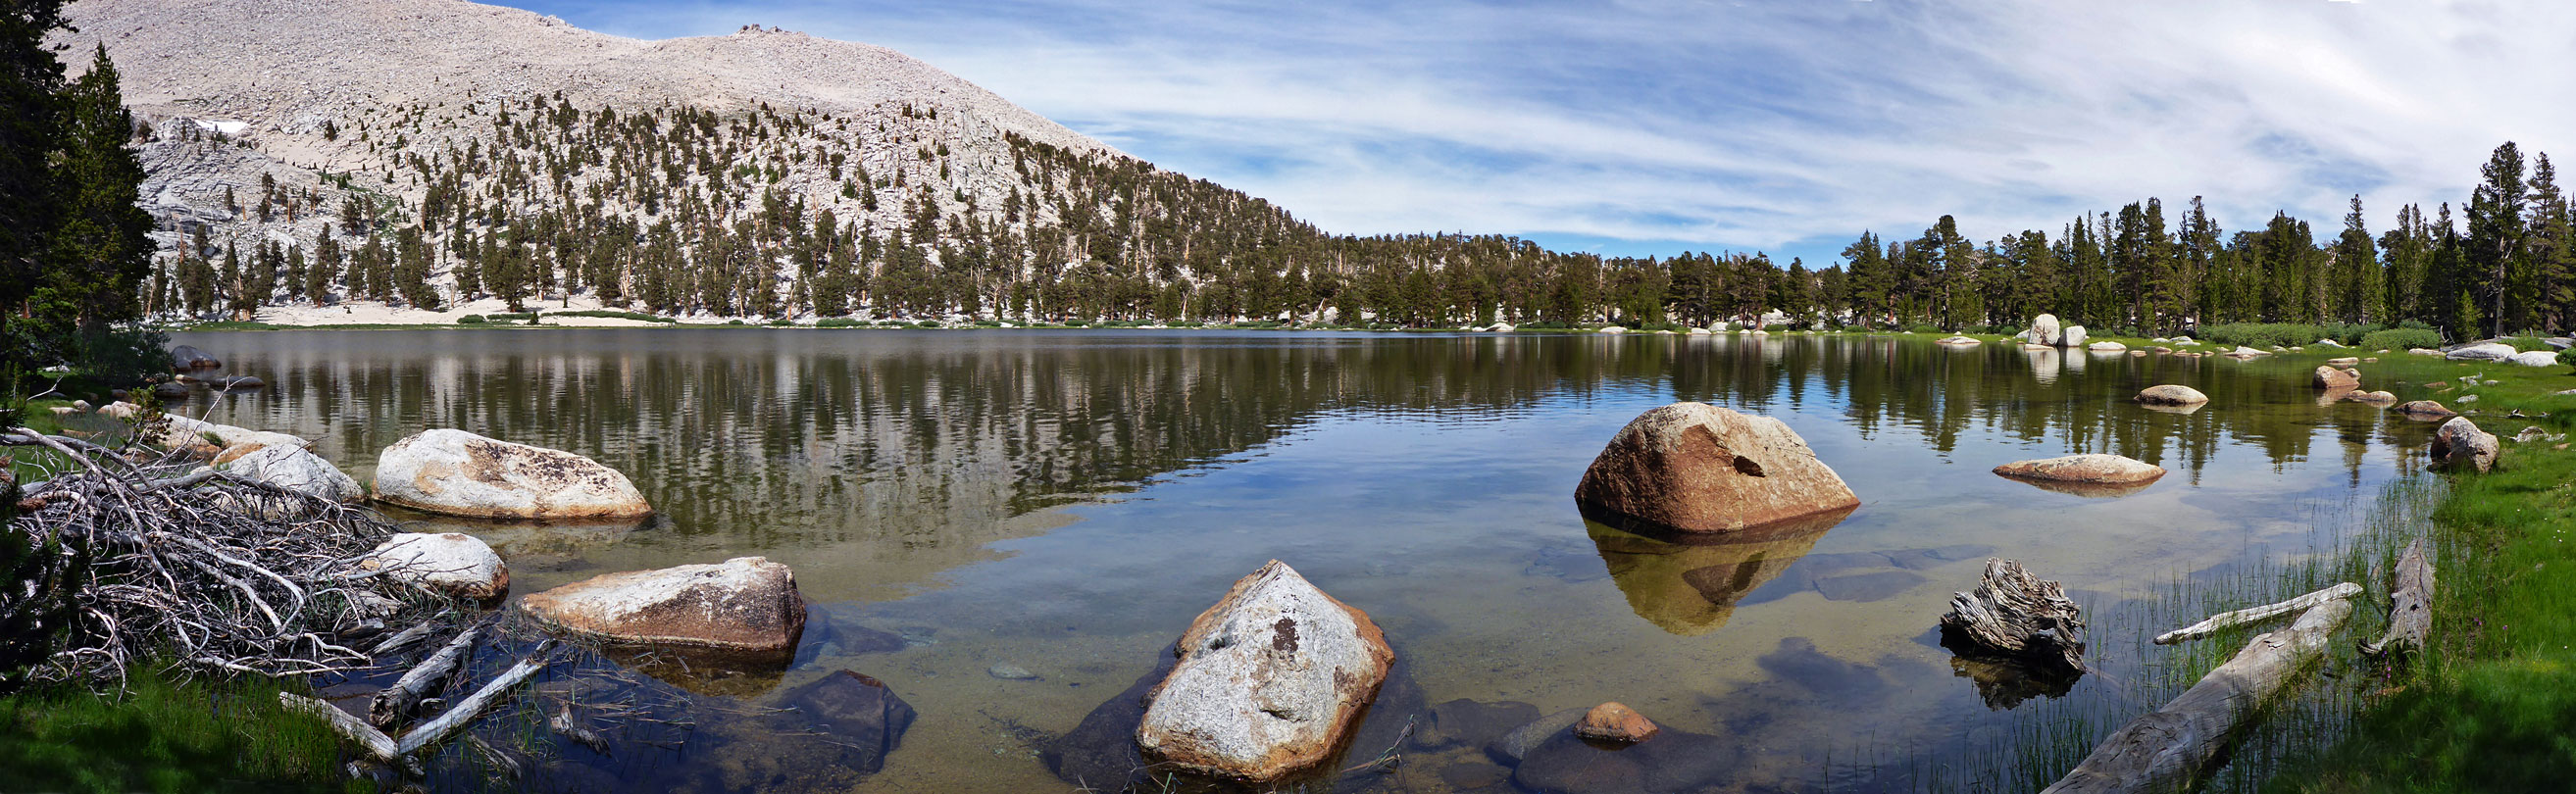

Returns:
1574,403,1859,534
217,442,362,503
373,428,649,520
1136,560,1392,782
519,557,806,654
2313,366,2361,389
361,532,509,599
2134,385,2208,406
2431,417,2499,472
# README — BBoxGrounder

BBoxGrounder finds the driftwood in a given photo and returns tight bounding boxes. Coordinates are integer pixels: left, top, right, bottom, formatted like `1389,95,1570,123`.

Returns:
2154,582,2362,645
365,622,439,659
369,624,484,728
550,706,613,756
2361,539,2436,657
2041,597,2354,794
3,423,463,684
396,650,550,755
279,692,398,762
1940,559,2087,674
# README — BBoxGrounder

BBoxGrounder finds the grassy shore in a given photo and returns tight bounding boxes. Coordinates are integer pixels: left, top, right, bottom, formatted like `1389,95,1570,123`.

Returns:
0,667,354,794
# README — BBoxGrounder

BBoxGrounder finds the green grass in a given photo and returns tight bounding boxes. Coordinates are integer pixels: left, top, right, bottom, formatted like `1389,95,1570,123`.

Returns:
0,666,359,794
2246,350,2576,792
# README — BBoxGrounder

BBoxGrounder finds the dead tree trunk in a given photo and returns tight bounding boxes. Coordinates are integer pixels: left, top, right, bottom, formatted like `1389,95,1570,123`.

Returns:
2361,539,2435,657
2041,597,2353,794
1940,559,2087,674
396,653,549,755
2154,583,2360,645
279,692,397,762
369,624,483,728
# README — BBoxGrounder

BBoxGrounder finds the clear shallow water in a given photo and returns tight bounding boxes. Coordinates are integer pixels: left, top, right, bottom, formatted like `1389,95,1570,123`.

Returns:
170,329,2442,793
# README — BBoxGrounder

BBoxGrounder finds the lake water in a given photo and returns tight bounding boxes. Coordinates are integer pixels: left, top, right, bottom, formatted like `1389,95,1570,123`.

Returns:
170,328,2442,793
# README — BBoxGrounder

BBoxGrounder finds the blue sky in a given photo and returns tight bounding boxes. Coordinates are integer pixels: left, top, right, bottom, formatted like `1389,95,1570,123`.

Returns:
502,0,2570,267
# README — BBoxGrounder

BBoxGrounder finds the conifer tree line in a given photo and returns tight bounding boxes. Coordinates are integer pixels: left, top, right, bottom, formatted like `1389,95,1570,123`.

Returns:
108,54,2573,339
2,0,154,374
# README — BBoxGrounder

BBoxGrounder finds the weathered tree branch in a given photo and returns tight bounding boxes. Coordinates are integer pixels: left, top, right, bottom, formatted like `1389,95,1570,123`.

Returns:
2360,539,2435,657
2154,582,2361,645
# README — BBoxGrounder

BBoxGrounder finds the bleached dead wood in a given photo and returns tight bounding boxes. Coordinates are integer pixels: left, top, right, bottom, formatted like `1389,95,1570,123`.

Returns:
395,650,550,755
1940,559,2087,673
2153,582,2362,645
369,623,483,728
2041,597,2354,794
278,692,397,761
2361,539,2436,657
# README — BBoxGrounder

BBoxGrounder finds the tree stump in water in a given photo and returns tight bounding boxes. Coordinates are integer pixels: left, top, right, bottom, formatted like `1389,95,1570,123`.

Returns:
1940,559,2086,675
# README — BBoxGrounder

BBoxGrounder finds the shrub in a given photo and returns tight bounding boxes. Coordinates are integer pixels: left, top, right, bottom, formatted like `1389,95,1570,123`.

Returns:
814,318,866,328
455,315,485,324
1907,323,1943,334
2501,336,2557,352
2360,327,2444,351
2196,323,2382,349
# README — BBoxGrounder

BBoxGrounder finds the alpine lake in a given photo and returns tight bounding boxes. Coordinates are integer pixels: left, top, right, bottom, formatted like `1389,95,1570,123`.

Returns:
163,327,2451,794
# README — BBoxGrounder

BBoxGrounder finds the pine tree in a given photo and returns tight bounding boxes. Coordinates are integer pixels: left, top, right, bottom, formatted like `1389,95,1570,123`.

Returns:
2335,196,2379,323
2467,142,2528,335
28,44,152,340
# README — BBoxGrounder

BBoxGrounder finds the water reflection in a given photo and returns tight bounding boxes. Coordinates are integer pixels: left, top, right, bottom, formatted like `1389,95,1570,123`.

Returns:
1585,507,1850,636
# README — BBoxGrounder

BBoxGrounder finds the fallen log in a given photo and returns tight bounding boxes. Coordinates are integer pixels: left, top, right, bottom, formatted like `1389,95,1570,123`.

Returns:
395,647,550,755
550,706,613,756
365,622,438,659
2153,582,2362,645
369,624,484,728
1940,559,2087,674
2360,539,2436,657
278,692,397,762
2041,596,2354,794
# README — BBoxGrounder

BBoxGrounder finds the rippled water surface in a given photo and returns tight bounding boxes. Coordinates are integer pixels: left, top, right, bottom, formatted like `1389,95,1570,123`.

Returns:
170,328,2444,793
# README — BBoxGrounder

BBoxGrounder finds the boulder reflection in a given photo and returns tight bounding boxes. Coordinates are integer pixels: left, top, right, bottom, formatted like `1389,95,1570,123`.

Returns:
1584,504,1854,635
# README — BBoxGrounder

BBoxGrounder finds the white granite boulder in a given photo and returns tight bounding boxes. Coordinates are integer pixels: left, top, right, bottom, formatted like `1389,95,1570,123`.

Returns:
360,532,509,599
373,429,650,520
1136,560,1393,782
216,442,363,503
519,557,806,654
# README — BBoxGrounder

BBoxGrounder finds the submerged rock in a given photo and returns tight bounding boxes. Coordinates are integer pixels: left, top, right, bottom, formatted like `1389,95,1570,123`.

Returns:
776,670,917,774
170,344,221,371
520,556,807,655
2134,384,2208,406
2432,417,2499,472
2342,390,2399,405
373,428,650,520
1414,698,1541,752
1574,402,1860,535
1136,560,1392,782
360,532,509,599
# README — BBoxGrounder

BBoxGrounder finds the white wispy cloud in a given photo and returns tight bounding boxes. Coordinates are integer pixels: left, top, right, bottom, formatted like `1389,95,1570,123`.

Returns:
511,0,2576,262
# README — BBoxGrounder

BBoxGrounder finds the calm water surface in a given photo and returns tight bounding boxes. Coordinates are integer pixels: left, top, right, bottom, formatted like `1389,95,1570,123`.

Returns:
171,329,2441,793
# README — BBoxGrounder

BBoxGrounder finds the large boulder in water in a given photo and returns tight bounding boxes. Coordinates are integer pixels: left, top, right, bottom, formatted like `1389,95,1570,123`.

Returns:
2431,417,2499,472
2313,366,2361,389
215,442,363,503
359,532,509,599
519,557,807,655
373,428,650,520
2058,324,2087,349
1573,403,1860,535
2025,315,2061,346
1136,560,1392,782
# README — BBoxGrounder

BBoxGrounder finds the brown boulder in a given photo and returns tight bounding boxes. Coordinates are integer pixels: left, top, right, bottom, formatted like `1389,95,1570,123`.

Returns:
1573,702,1659,743
2341,390,2399,405
2396,400,2457,420
2312,366,2361,389
2432,417,2499,472
518,557,806,655
1573,403,1859,535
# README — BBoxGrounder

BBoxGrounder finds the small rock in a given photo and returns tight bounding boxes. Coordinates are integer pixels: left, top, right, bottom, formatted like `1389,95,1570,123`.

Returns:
360,532,508,599
2342,390,2399,405
2312,366,2361,389
1573,702,1658,743
2135,384,2208,406
2326,357,2359,367
986,664,1038,681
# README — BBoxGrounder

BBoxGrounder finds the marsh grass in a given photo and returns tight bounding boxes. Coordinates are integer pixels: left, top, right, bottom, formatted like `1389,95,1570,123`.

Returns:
0,664,359,794
1846,476,2445,794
